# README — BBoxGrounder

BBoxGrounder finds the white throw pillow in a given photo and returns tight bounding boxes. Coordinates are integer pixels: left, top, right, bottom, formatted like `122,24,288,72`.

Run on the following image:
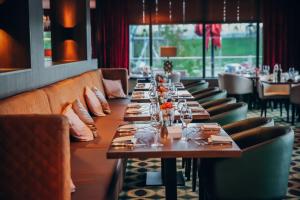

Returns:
72,99,98,138
92,87,111,114
84,86,106,117
62,104,94,142
102,78,126,99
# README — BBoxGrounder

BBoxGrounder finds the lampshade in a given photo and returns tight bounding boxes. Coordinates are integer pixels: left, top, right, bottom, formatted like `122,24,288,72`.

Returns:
160,46,177,57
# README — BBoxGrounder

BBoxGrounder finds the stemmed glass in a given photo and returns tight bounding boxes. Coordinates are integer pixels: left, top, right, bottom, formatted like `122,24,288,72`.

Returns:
289,67,295,80
149,103,163,147
180,105,193,141
149,88,157,104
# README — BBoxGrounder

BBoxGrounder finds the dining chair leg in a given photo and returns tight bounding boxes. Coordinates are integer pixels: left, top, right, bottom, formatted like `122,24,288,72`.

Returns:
264,100,267,117
285,101,290,122
260,100,264,117
292,104,295,125
280,101,283,117
192,158,198,192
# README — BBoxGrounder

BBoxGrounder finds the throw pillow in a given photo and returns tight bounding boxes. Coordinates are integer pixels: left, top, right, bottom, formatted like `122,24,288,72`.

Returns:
92,87,111,114
84,86,106,117
102,78,126,99
62,104,94,142
72,99,98,138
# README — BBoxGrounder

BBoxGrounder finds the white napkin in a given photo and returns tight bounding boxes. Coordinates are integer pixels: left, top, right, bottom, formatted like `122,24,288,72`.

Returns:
167,126,182,139
127,103,142,108
208,135,232,144
113,135,134,143
126,108,142,114
191,107,205,112
132,94,144,99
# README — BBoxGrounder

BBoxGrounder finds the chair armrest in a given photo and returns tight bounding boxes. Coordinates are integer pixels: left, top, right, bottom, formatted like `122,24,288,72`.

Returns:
101,68,129,95
0,115,71,200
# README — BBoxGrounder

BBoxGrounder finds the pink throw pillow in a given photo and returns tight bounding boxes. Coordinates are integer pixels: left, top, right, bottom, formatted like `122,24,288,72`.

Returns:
62,104,94,142
102,78,126,99
92,87,111,114
72,99,98,138
84,86,106,117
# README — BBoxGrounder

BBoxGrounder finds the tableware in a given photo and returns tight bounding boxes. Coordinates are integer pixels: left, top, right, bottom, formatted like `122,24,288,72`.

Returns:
180,106,193,141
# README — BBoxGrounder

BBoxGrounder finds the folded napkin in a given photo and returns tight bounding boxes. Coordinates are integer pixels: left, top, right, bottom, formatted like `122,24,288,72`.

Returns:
191,107,205,112
126,108,142,114
127,103,142,108
117,124,137,132
134,91,144,95
208,135,232,144
167,126,182,139
113,135,134,143
132,94,144,99
201,124,221,135
187,102,199,106
179,93,192,97
136,83,145,88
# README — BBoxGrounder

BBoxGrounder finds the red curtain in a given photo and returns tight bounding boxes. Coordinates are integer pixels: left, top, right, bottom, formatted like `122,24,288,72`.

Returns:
263,0,300,71
94,0,129,69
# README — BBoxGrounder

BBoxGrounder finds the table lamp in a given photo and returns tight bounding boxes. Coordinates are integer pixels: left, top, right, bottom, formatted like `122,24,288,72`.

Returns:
160,46,177,75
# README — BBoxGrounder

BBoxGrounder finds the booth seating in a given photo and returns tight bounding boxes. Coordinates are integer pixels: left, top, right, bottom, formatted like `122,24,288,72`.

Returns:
198,126,294,200
223,117,274,138
290,84,300,125
187,81,209,94
196,90,227,104
0,68,129,200
201,97,236,110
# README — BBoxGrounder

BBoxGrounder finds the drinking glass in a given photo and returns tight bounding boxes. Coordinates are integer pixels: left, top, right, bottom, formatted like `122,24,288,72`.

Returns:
180,106,193,141
289,67,295,80
149,88,157,104
177,98,187,112
150,110,163,147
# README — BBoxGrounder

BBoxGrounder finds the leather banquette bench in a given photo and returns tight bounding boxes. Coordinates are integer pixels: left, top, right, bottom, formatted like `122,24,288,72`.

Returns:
0,68,129,200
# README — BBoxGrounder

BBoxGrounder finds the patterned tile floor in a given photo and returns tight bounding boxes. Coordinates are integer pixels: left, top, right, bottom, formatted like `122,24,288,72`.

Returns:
119,108,300,199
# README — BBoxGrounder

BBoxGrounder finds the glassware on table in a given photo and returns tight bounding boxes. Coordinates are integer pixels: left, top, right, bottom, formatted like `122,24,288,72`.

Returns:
180,105,193,141
149,88,157,103
289,67,295,80
150,109,163,147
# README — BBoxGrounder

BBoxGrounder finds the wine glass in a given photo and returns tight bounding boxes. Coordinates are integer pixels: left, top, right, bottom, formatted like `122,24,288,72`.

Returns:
180,105,193,141
150,109,163,147
149,88,157,104
289,67,295,80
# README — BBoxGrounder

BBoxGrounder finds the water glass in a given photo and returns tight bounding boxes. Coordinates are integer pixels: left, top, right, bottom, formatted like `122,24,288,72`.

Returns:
180,106,193,141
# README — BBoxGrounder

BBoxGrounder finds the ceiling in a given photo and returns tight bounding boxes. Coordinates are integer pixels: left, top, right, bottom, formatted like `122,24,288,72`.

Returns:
42,0,96,9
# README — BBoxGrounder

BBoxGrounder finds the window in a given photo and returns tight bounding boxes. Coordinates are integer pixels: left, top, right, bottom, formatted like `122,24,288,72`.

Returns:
130,22,262,78
205,23,257,77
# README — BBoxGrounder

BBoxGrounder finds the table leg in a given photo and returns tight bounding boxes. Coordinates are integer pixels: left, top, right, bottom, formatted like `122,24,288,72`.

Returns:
164,158,177,200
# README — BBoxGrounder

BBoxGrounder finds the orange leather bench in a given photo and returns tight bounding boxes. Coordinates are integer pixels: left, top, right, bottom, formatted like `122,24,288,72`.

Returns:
0,68,129,200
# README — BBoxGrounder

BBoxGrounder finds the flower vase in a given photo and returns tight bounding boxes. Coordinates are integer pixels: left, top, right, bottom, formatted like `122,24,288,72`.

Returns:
162,108,174,127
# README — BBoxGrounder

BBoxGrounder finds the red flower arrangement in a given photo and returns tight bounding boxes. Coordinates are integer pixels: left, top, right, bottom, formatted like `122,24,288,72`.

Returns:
157,85,168,93
160,102,173,110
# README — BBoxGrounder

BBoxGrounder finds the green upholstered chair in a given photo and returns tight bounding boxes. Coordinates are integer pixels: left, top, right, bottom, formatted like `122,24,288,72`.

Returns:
199,126,294,200
196,90,227,104
206,102,248,126
183,80,206,89
187,82,209,94
191,87,219,97
201,97,236,110
223,117,274,138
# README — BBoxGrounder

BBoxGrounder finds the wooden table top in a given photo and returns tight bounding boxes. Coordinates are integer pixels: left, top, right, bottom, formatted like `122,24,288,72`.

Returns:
107,123,242,159
131,90,194,103
124,102,210,121
134,82,185,91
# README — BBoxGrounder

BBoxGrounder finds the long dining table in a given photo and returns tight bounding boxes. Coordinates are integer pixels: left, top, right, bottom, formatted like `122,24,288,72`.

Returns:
107,123,242,200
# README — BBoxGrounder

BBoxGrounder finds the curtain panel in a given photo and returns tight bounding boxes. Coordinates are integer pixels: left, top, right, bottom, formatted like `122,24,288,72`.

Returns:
263,0,300,71
95,0,129,69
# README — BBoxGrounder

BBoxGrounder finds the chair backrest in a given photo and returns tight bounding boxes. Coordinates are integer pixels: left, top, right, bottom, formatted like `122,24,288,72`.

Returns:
0,115,71,200
222,117,274,136
257,81,290,99
197,90,227,104
204,126,294,200
187,82,209,94
201,97,236,109
192,87,219,97
290,84,300,104
208,102,248,126
219,73,253,95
